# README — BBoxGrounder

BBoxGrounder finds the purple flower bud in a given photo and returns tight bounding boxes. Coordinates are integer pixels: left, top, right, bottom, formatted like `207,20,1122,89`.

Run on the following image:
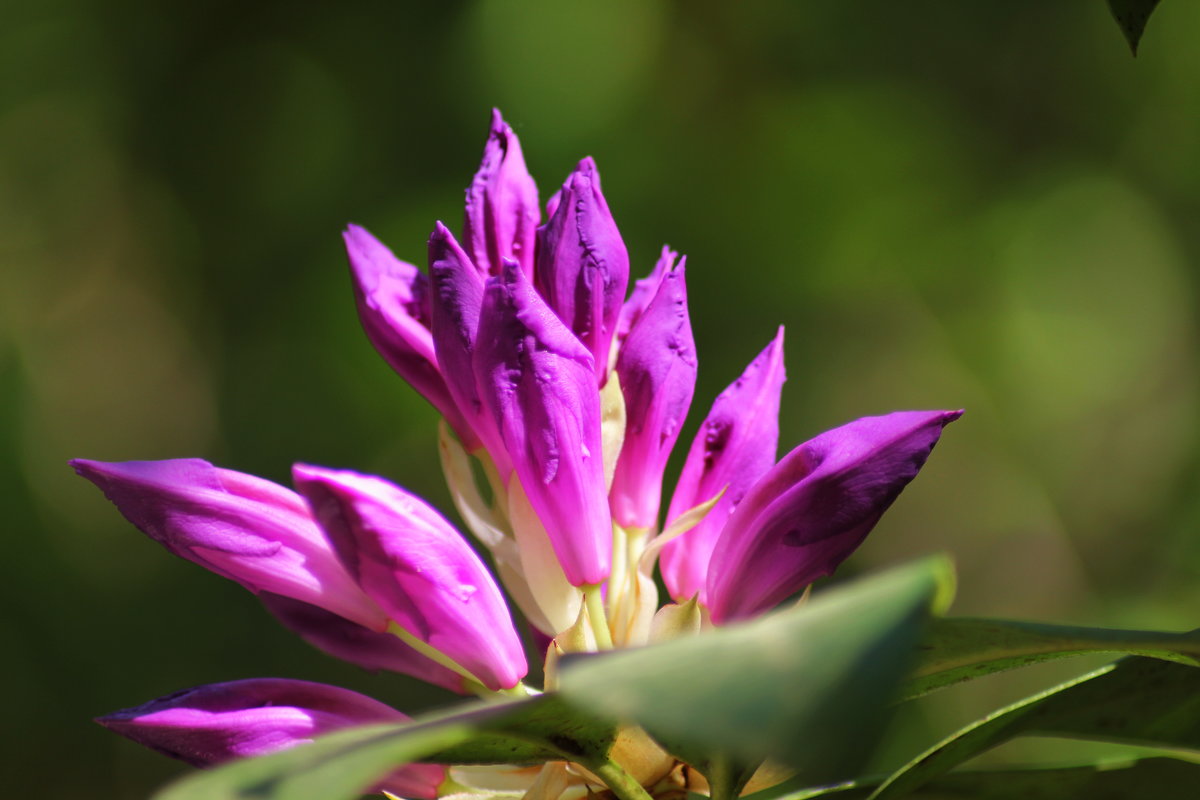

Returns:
534,157,629,383
344,224,473,443
70,458,387,632
660,329,786,603
474,260,612,586
97,678,445,798
259,593,469,694
292,464,528,691
462,109,541,278
706,410,963,624
427,222,507,464
610,258,697,530
615,246,674,351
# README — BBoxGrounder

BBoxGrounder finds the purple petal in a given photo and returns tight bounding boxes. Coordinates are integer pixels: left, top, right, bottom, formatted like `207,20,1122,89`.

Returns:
292,464,528,691
474,260,612,586
427,222,505,462
545,188,562,220
705,410,963,624
534,157,629,383
615,246,674,350
70,458,387,631
344,225,472,441
660,329,786,603
462,109,541,278
259,593,468,694
610,258,697,530
97,678,444,798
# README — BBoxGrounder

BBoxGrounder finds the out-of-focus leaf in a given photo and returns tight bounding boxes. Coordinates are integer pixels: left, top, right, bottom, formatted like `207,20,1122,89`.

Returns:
1107,0,1163,55
870,657,1200,798
153,694,618,800
772,756,1200,799
902,618,1200,699
559,557,954,786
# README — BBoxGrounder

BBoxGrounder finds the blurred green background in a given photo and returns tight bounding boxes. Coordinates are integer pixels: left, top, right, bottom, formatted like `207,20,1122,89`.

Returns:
2,1,1199,797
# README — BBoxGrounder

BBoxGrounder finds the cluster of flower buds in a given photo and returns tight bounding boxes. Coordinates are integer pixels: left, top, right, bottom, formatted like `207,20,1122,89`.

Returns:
77,110,960,798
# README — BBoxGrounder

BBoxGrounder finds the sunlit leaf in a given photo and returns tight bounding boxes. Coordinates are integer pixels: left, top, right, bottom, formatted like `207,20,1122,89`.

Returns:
870,657,1200,798
902,618,1200,699
1107,0,1163,55
559,556,954,786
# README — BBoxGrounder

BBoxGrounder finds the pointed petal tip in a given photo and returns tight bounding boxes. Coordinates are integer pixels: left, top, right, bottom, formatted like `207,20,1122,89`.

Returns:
573,155,598,177
428,220,453,243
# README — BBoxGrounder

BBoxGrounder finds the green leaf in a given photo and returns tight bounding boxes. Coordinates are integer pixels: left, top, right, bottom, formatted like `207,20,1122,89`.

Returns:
153,693,619,800
870,657,1200,798
1107,0,1163,56
902,618,1200,700
772,756,1200,799
558,556,954,786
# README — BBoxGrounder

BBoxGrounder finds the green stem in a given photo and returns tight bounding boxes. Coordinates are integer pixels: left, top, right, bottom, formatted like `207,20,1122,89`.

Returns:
591,759,655,800
583,583,614,650
387,622,505,698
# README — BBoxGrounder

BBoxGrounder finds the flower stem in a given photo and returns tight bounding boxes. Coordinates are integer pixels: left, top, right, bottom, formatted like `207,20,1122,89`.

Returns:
582,584,613,650
387,621,494,696
591,759,655,800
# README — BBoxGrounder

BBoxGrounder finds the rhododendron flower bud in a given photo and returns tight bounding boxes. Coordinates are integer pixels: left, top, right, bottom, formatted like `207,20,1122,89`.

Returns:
610,257,696,530
70,458,387,631
259,593,468,694
474,260,612,587
706,410,962,623
344,225,473,443
463,108,540,278
427,222,507,465
97,679,445,798
615,246,674,353
535,157,629,383
660,329,786,603
292,464,528,691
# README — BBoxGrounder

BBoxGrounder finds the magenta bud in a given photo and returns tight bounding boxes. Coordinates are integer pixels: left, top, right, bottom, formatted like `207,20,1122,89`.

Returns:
97,679,445,798
660,329,786,603
70,458,387,632
615,246,674,351
344,224,473,442
474,260,612,586
610,257,697,530
706,410,963,624
427,221,506,461
463,109,541,278
534,157,629,382
292,464,528,691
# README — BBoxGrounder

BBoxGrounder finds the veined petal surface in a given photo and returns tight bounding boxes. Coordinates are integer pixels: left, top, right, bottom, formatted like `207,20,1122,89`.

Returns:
292,464,528,691
610,258,696,530
706,409,962,623
70,458,387,631
463,108,541,278
474,260,612,586
660,329,786,603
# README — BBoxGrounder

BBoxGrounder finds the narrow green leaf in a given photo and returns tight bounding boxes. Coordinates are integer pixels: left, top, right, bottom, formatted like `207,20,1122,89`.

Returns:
903,617,1200,700
1107,0,1163,56
153,692,619,800
559,556,954,785
772,756,1200,799
870,657,1200,799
